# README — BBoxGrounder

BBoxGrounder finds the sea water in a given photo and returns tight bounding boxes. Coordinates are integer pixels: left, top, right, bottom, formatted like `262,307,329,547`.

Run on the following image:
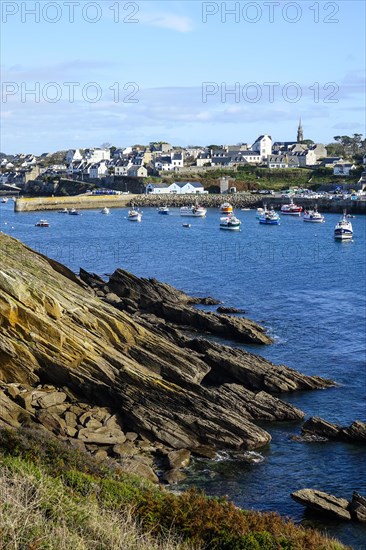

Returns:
1,203,365,548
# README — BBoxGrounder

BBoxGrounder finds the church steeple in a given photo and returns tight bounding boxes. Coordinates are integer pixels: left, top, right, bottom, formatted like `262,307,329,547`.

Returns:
297,118,303,143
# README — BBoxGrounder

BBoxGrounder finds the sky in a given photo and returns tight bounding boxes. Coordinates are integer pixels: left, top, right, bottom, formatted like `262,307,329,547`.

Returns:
1,0,365,154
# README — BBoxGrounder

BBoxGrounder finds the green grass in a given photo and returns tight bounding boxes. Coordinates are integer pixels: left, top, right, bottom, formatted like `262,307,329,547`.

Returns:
0,428,351,550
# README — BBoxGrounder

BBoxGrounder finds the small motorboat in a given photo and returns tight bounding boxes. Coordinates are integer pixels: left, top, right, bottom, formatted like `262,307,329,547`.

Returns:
180,205,207,217
1,197,8,203
220,202,233,214
101,207,110,214
334,211,353,240
128,208,142,222
258,206,280,225
35,219,50,227
220,214,241,231
57,208,68,213
158,206,170,215
280,198,303,215
303,206,324,223
182,223,191,228
69,208,81,215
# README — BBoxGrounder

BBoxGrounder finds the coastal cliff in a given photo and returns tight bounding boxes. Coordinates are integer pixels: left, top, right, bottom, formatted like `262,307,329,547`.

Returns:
0,233,334,468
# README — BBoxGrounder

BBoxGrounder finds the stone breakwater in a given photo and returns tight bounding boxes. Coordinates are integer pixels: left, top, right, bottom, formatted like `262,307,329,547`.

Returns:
132,193,260,209
14,194,137,212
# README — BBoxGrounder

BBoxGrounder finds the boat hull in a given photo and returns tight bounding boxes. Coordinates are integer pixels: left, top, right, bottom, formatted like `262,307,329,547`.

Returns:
180,210,206,217
304,217,324,223
334,230,353,240
259,219,280,225
220,224,240,230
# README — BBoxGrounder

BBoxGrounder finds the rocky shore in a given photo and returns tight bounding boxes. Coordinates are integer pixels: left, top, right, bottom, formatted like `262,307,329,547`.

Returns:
291,489,366,523
0,233,336,483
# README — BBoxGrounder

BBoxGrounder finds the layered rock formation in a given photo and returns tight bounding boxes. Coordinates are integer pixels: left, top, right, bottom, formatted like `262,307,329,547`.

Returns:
291,489,366,523
0,233,335,479
300,417,366,443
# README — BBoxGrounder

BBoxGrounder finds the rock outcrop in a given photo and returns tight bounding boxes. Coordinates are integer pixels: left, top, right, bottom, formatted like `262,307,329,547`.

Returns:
0,233,335,480
291,489,352,521
291,489,366,523
300,417,366,444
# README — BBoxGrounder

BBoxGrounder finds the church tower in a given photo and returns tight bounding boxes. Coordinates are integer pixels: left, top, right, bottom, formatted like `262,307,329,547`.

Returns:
297,118,303,143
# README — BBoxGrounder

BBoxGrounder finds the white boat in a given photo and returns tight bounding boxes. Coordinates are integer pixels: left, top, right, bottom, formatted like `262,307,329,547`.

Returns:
180,205,207,217
258,206,280,225
158,206,170,215
219,214,241,231
256,208,264,219
220,202,233,214
128,208,142,222
57,208,68,213
35,219,49,227
1,197,8,203
182,223,191,228
303,207,324,223
280,199,303,215
334,211,353,240
101,207,110,214
69,208,81,215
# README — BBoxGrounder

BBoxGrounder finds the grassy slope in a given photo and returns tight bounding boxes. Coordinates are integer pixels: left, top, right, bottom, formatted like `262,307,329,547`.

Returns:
0,428,349,550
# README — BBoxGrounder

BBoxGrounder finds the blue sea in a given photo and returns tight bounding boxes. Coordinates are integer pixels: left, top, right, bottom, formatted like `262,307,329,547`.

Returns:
1,201,365,548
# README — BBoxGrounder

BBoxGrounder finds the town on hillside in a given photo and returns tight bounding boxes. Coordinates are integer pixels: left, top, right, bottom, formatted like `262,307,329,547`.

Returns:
1,123,366,199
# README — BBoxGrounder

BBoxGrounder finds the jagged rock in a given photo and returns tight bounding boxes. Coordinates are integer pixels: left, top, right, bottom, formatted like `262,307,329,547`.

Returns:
125,431,138,441
64,411,78,428
0,390,27,427
119,459,159,483
341,421,366,443
167,449,191,470
349,492,366,522
162,469,187,484
302,417,366,444
217,306,246,314
291,489,351,520
36,410,66,435
35,391,67,409
302,417,341,439
93,449,109,461
107,268,271,345
112,441,137,457
0,234,335,455
78,427,126,445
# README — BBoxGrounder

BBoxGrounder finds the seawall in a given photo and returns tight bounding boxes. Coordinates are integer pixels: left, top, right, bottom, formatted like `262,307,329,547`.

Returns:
14,194,137,212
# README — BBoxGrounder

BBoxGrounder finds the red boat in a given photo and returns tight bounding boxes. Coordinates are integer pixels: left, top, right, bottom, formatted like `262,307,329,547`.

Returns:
280,198,303,215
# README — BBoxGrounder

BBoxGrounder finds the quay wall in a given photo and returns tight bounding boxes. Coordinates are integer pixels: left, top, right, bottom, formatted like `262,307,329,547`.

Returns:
14,194,137,212
14,193,366,214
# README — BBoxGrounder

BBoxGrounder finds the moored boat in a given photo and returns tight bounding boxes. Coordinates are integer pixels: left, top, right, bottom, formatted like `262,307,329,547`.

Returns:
180,205,207,217
219,214,241,231
334,211,353,240
303,206,324,223
1,197,8,203
35,219,49,227
256,207,264,219
57,208,68,214
182,223,191,228
128,208,142,222
69,208,81,215
280,198,303,215
220,202,233,214
101,207,110,214
259,206,280,225
158,206,170,215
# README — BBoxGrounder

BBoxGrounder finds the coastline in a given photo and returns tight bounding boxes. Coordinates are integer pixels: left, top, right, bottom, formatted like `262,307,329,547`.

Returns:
13,193,366,214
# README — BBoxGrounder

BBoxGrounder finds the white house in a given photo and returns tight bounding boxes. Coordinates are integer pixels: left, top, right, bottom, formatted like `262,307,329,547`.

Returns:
196,153,212,167
333,163,356,176
127,165,148,178
65,149,83,163
89,160,110,179
171,152,184,168
145,181,206,194
251,135,272,160
237,151,261,164
145,183,171,194
85,148,111,163
268,155,299,169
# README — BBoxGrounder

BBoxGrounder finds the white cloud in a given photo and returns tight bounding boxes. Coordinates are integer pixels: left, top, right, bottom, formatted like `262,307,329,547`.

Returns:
139,12,193,32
